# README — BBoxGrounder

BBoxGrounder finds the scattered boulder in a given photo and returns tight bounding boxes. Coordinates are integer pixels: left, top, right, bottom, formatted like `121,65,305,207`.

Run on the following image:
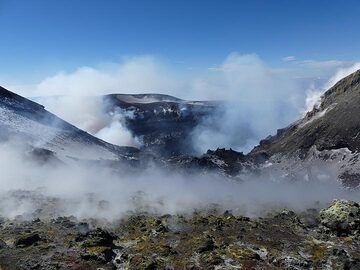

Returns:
200,252,224,266
339,171,360,189
81,245,115,263
15,233,41,247
81,228,116,262
52,216,77,228
273,209,301,224
77,222,90,236
0,239,7,249
27,147,62,165
319,200,360,235
82,228,116,247
226,244,261,261
197,236,216,253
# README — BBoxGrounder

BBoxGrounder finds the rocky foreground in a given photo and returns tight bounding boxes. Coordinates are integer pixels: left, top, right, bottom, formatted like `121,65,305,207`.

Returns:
0,200,358,270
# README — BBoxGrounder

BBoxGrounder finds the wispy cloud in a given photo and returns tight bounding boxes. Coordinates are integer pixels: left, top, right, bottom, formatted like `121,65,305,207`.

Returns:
297,59,349,68
282,55,296,62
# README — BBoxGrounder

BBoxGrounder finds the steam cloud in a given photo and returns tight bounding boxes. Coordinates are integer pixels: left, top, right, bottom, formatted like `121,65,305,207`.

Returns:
1,56,360,221
0,140,358,221
30,56,178,147
34,96,141,147
302,62,360,114
7,54,360,152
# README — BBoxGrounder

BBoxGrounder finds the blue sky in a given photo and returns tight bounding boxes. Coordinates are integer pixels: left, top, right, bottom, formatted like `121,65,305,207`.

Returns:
1,0,360,82
1,0,360,150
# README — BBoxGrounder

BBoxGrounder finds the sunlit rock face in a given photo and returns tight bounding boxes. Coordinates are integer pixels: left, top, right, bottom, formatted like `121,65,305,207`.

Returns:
248,70,360,188
320,199,360,235
251,70,360,156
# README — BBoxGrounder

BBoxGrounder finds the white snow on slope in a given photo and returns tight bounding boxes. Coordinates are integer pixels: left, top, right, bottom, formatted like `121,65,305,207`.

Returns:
0,104,120,161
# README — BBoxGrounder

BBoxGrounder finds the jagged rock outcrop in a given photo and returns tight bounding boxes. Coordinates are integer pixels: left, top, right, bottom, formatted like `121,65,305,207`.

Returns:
168,148,265,176
320,199,360,235
233,70,360,187
251,70,360,157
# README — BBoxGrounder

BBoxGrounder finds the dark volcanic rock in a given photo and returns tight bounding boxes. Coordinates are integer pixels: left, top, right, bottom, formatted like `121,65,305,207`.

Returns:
82,228,116,247
0,204,359,269
0,239,7,249
242,69,360,187
15,233,41,247
168,148,263,176
103,93,221,156
197,236,216,253
251,70,360,157
80,228,117,262
26,147,64,165
339,171,360,188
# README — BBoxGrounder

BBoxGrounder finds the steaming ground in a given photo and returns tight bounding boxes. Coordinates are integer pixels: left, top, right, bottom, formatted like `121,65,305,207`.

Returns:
0,141,358,222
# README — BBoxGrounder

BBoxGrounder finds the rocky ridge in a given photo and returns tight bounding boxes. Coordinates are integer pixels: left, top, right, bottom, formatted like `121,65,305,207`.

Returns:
0,86,139,165
102,93,221,156
172,70,360,187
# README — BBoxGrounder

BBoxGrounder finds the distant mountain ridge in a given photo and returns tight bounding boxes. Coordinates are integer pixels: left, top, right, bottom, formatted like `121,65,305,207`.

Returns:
1,70,360,187
102,93,221,156
251,69,360,157
0,86,138,163
169,70,360,188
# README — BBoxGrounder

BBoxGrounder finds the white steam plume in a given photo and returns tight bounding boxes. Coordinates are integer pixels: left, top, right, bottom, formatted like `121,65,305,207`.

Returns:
12,54,360,152
35,95,140,147
95,110,141,147
302,62,360,114
30,56,179,148
191,53,304,153
0,140,358,221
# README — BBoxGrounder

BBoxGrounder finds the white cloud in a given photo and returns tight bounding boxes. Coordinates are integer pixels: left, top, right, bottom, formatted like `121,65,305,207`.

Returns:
24,56,184,147
190,54,360,152
191,53,305,152
6,53,360,152
297,59,351,69
282,56,296,62
31,56,181,97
